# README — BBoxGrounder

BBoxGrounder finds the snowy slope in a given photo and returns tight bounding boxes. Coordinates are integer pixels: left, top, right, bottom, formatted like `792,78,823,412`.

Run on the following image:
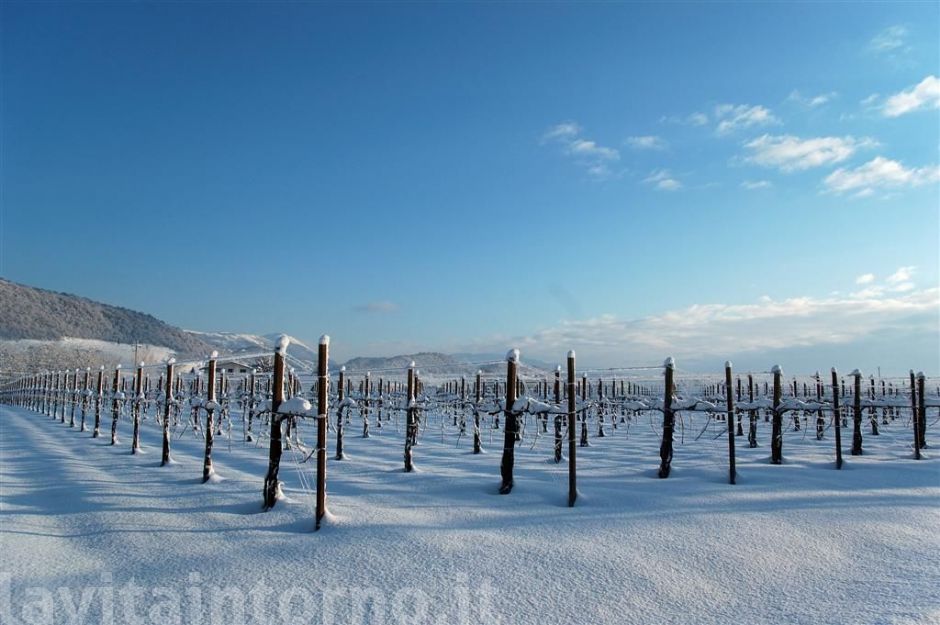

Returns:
1,402,937,625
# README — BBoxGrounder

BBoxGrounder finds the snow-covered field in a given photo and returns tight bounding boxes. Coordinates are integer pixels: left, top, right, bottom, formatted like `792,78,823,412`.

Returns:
1,402,938,625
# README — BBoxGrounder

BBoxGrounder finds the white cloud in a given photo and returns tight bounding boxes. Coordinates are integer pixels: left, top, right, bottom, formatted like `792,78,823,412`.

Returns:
741,180,772,190
354,300,399,314
661,112,709,126
787,90,837,108
542,122,580,141
860,93,880,107
855,273,875,285
883,75,940,117
887,266,916,284
870,25,909,54
743,134,876,172
715,104,780,135
568,138,619,161
824,157,940,195
625,135,667,150
469,285,938,367
644,169,682,191
542,122,620,179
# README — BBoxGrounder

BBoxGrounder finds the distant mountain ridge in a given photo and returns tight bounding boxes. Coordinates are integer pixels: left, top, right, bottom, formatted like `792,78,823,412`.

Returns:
0,278,549,377
0,278,215,355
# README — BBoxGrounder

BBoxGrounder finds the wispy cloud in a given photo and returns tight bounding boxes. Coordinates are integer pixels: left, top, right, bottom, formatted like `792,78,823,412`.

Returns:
887,266,915,284
787,90,837,108
855,273,875,285
869,25,909,54
469,281,938,367
625,135,667,150
353,300,400,314
644,169,682,191
743,134,877,172
660,112,709,126
715,104,780,135
741,180,772,190
824,156,940,196
542,122,620,179
883,75,940,117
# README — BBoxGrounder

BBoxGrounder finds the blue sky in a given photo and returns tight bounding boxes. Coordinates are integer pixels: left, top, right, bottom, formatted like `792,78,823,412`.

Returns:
2,2,938,373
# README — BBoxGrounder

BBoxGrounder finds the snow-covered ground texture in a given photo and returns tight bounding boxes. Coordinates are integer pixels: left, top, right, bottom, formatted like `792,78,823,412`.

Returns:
1,403,938,625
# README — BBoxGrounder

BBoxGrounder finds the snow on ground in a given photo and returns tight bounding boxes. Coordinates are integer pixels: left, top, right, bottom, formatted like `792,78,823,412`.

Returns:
1,403,938,625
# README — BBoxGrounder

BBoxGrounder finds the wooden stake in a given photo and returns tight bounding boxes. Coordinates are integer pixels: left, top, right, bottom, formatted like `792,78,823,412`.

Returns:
162,359,175,466
567,351,577,506
658,357,675,478
832,368,843,469
771,365,783,464
725,361,736,484
316,336,330,530
499,349,519,494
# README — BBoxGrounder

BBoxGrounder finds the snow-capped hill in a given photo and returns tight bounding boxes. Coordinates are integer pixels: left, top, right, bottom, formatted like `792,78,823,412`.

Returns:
186,331,319,365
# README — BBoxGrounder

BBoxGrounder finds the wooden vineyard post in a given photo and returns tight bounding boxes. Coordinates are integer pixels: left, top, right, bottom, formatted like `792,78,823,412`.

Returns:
747,373,757,448
362,371,371,438
336,367,346,460
80,367,90,432
473,369,483,454
315,336,330,530
917,372,927,451
770,365,783,464
53,370,60,422
203,352,219,481
579,372,589,447
832,368,843,469
850,369,863,456
554,365,562,463
161,359,175,466
869,376,879,436
404,361,416,472
110,365,122,445
246,370,257,442
658,357,676,478
93,366,104,438
69,369,77,427
132,361,144,453
263,336,289,510
725,361,736,485
499,349,519,494
735,376,743,436
815,372,825,440
567,351,577,506
910,370,920,460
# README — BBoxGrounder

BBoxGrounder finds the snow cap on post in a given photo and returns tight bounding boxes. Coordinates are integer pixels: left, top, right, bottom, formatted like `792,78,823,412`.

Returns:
319,335,330,346
116,364,122,370
664,356,675,369
850,368,862,377
86,366,91,372
831,367,837,374
567,350,576,359
340,366,346,372
138,361,145,368
100,365,105,371
771,364,782,375
168,357,177,365
556,365,562,372
409,361,416,369
477,369,482,375
275,334,290,354
506,348,520,363
917,371,925,380
725,360,733,369
210,351,218,360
